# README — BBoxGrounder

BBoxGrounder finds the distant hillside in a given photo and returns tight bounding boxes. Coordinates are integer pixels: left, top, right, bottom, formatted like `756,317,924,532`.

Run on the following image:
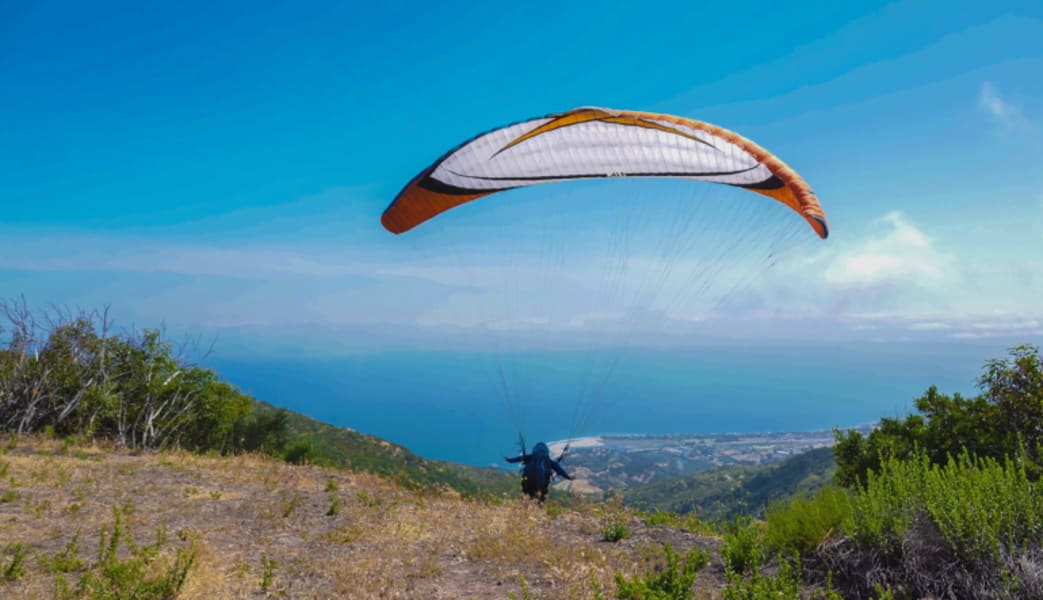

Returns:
253,402,516,497
623,446,836,521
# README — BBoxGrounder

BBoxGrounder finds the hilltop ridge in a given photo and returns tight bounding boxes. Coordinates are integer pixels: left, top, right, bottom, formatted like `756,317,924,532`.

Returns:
0,436,726,598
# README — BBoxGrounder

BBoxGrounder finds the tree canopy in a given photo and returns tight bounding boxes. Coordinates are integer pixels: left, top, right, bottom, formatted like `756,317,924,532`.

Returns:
0,298,279,454
834,344,1043,486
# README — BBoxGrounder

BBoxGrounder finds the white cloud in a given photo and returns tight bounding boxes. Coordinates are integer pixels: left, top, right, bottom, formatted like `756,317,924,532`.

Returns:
971,320,1040,331
822,212,954,288
908,322,951,331
752,209,1043,340
979,82,1028,131
4,203,1043,347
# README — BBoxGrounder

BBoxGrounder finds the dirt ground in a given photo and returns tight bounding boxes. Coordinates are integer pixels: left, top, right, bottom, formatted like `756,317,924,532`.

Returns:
0,438,727,599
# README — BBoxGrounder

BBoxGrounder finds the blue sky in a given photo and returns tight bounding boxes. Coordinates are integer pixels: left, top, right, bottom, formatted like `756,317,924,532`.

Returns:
2,0,1042,356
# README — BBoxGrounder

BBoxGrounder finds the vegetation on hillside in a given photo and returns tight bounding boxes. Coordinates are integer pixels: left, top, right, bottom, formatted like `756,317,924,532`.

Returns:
0,299,511,496
625,447,836,522
0,298,261,452
833,343,1043,486
253,401,515,496
720,344,1043,599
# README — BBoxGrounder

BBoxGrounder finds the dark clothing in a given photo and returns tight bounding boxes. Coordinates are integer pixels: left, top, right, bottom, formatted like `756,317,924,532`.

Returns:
505,442,572,502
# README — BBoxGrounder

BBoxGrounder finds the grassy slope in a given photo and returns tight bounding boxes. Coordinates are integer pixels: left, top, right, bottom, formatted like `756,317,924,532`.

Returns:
624,447,836,522
255,402,516,497
259,401,835,515
0,437,726,599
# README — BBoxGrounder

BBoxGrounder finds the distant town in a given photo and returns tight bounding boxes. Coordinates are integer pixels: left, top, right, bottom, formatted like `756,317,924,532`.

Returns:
544,426,874,495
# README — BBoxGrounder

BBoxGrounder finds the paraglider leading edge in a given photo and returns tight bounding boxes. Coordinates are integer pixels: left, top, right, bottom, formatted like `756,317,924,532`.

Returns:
380,107,829,239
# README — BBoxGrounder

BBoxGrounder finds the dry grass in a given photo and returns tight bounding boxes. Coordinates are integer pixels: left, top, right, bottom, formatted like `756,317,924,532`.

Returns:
0,436,724,598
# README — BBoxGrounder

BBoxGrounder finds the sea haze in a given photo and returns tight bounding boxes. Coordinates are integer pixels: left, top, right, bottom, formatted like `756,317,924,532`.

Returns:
204,339,1004,467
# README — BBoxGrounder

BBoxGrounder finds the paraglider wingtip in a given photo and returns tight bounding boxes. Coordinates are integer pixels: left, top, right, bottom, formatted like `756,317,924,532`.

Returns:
380,211,406,235
813,216,829,239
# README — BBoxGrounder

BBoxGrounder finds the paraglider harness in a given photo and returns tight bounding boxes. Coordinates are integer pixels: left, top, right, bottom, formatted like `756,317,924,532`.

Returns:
509,434,572,502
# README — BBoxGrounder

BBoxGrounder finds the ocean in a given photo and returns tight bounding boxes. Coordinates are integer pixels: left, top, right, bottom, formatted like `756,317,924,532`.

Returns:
204,339,1002,467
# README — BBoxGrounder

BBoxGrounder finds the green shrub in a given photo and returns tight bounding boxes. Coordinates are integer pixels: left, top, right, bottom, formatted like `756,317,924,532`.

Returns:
356,490,381,507
50,532,85,573
614,543,707,600
602,518,630,543
721,517,765,575
722,556,800,600
231,408,290,456
844,451,1043,567
324,477,340,516
260,554,276,592
326,495,340,516
723,557,842,600
816,450,1043,598
280,490,303,518
763,485,851,558
920,453,1041,567
3,542,29,581
839,458,919,564
62,507,195,599
283,439,322,465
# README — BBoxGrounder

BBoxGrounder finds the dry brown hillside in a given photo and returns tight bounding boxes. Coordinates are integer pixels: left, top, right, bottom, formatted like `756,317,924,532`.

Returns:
0,437,726,599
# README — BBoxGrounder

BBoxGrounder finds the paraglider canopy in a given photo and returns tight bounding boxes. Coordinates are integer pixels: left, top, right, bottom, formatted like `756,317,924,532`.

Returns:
381,107,828,239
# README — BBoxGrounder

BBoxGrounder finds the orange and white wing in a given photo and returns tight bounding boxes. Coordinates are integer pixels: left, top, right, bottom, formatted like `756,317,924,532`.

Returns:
381,107,828,239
